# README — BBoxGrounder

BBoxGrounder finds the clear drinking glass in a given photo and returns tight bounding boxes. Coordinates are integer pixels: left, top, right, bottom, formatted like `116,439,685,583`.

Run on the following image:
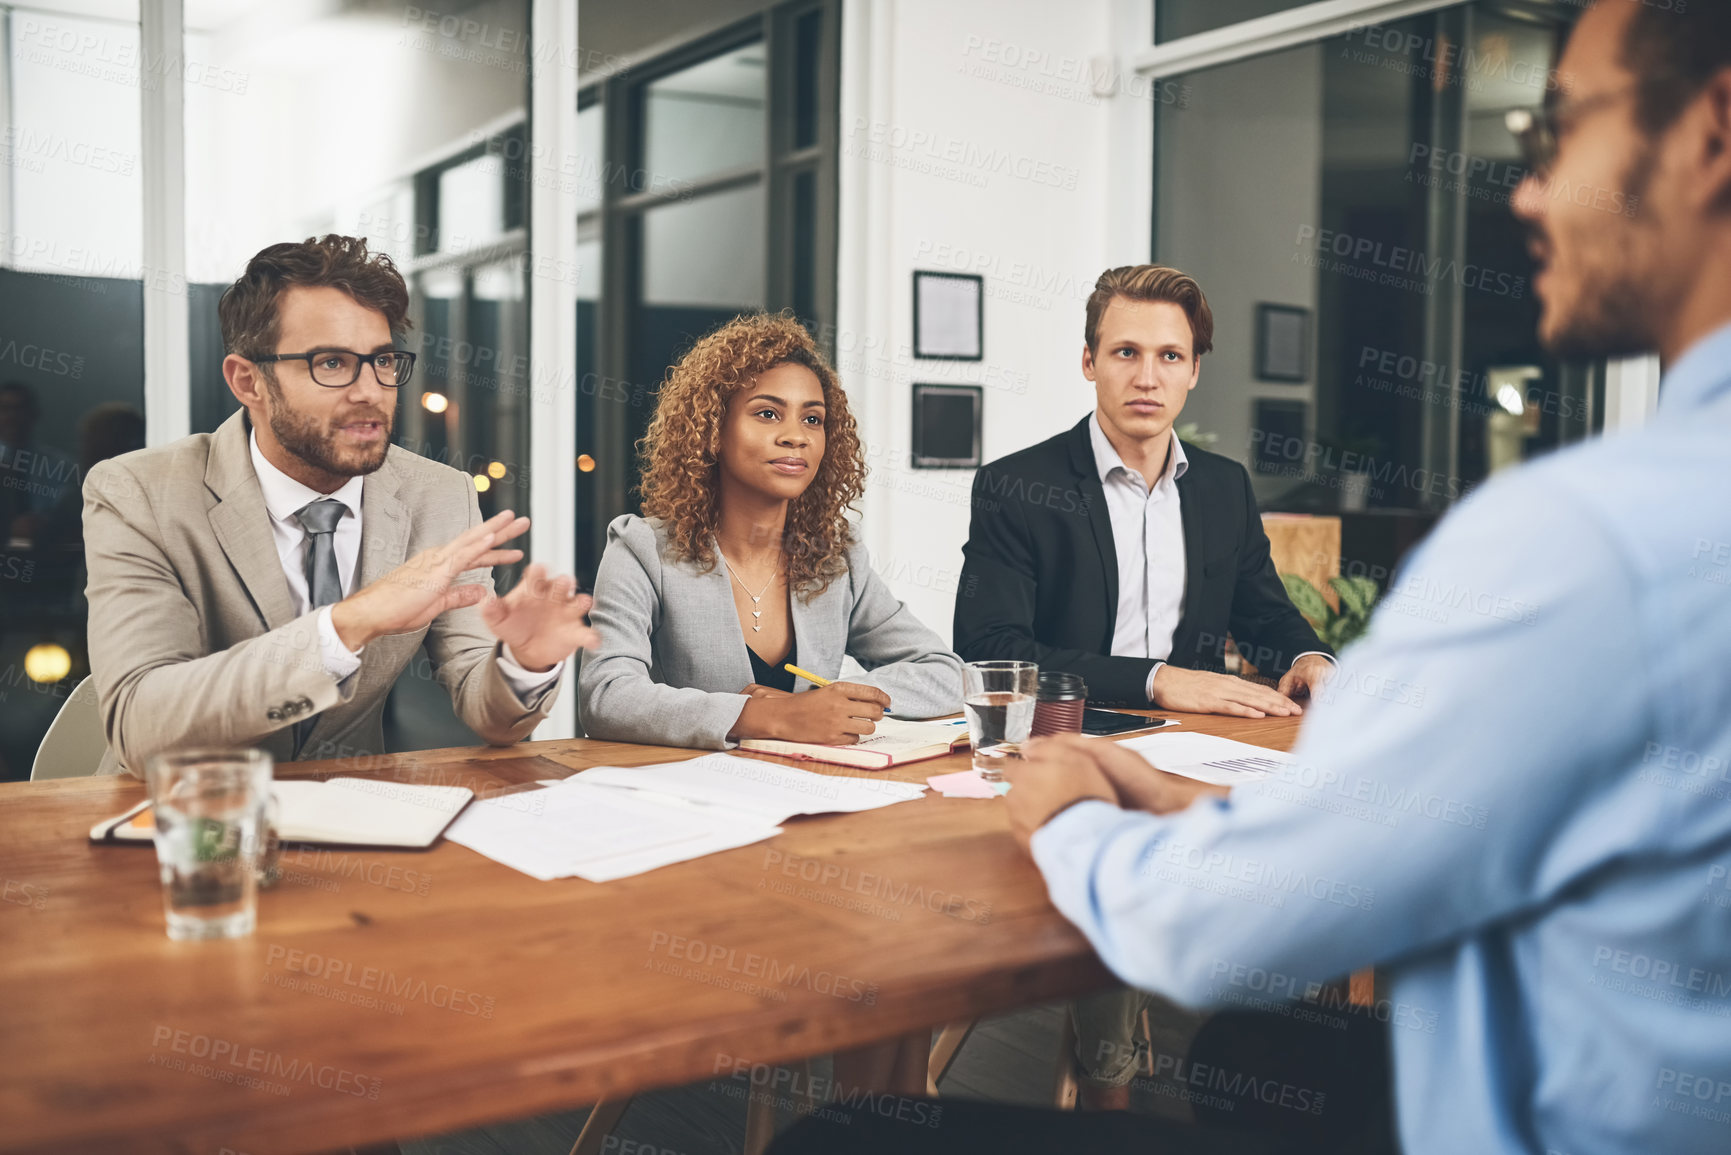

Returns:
144,749,273,941
963,661,1038,781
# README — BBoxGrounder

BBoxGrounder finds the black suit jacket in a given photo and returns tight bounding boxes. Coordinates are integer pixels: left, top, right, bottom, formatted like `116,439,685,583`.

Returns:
954,415,1330,707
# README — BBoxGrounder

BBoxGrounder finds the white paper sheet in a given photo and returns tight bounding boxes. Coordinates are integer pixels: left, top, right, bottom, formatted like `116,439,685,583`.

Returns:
1117,731,1298,787
573,753,926,824
445,778,782,882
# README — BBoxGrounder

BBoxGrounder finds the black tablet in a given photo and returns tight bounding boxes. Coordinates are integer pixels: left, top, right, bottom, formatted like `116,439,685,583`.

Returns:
1080,709,1170,736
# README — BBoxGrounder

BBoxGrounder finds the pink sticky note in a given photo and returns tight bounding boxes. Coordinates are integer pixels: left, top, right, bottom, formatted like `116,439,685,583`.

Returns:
926,769,998,799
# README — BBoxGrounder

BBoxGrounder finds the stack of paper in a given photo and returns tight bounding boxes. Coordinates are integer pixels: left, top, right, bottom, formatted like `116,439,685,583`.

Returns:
576,753,926,819
445,754,926,882
1118,731,1298,787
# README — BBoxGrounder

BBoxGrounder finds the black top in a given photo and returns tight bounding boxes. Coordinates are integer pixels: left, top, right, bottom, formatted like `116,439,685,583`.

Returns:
747,644,797,692
954,415,1330,707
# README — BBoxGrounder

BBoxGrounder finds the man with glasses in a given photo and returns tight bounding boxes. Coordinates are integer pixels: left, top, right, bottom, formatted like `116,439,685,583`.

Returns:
83,235,598,777
774,1,1731,1152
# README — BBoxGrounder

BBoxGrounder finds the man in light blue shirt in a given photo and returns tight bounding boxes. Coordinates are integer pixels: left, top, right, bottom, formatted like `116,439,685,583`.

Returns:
998,3,1731,1154
771,3,1731,1152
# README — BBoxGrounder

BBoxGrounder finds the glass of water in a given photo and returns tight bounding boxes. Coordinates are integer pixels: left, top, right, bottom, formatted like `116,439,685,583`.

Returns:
144,749,273,941
963,661,1038,780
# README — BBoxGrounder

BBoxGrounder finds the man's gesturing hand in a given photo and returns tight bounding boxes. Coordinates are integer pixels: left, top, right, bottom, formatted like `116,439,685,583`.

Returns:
330,509,530,651
480,562,601,672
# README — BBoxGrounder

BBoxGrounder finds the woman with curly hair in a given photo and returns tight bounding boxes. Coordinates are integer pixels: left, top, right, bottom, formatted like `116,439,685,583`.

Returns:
577,312,963,750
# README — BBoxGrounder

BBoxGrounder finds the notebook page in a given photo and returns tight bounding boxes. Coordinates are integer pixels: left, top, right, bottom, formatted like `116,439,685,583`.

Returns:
273,778,472,847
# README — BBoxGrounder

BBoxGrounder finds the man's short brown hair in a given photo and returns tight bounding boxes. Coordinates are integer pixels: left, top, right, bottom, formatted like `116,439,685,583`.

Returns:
1622,1,1731,137
218,234,411,362
1084,264,1214,357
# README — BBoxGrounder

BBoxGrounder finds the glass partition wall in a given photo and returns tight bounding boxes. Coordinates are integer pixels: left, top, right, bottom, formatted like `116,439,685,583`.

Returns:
577,0,839,581
0,2,147,778
1153,0,1600,572
180,0,535,755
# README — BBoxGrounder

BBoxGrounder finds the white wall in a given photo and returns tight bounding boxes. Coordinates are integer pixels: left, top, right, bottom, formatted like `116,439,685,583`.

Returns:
838,0,1140,645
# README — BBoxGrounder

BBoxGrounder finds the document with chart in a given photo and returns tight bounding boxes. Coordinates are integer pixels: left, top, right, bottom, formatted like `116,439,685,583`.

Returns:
1118,731,1299,787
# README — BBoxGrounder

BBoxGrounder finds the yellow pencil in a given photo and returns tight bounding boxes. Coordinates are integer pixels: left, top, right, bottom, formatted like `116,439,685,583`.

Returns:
783,663,831,687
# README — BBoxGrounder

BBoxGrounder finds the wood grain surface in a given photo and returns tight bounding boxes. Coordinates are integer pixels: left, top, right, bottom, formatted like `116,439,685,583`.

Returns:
0,712,1303,1154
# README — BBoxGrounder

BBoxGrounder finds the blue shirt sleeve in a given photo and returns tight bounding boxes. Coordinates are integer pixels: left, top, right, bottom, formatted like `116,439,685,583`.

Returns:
1030,471,1658,1005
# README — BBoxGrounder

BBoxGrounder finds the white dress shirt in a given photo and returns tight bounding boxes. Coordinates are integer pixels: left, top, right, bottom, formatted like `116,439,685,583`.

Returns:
1087,414,1328,701
1089,414,1188,701
248,432,561,698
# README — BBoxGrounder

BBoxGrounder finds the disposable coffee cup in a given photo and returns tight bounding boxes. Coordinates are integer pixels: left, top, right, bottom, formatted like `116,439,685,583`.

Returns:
1031,672,1088,736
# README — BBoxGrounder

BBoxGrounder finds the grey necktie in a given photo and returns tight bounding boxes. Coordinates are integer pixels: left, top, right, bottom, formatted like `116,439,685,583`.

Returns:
291,498,346,757
293,498,346,609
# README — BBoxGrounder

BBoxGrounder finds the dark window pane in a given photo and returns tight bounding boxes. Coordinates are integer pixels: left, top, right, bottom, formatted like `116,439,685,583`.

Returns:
0,272,144,780
794,9,823,150
792,170,817,324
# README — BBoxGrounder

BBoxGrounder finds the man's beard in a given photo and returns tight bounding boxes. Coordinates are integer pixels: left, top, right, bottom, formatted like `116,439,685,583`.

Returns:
1537,148,1664,361
262,374,392,478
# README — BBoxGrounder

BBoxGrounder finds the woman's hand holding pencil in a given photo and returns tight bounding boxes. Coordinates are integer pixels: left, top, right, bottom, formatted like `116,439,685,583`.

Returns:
729,668,892,745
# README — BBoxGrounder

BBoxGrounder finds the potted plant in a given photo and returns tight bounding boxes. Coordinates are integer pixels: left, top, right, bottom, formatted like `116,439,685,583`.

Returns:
1280,573,1379,650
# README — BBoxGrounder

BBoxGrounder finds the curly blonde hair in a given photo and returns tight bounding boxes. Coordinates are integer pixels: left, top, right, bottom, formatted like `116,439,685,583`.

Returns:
637,313,866,599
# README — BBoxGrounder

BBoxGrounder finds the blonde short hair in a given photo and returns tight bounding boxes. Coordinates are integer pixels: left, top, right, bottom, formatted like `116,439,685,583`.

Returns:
1084,264,1214,357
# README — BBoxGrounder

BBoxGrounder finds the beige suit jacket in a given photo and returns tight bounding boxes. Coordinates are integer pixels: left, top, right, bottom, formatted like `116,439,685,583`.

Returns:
82,409,562,777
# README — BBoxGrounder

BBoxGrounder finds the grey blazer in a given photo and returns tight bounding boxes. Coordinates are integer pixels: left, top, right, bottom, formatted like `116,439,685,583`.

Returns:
82,409,563,777
578,514,964,748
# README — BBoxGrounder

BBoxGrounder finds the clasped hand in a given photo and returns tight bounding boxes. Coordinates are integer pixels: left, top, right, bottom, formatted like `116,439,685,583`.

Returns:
329,509,599,670
1003,734,1229,854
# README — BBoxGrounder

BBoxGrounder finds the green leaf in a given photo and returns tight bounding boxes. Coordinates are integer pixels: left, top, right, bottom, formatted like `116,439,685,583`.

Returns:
1329,574,1380,620
1281,574,1331,638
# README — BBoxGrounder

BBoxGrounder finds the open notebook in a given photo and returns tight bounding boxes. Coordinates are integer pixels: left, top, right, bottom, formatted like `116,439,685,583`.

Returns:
737,717,970,770
89,778,474,849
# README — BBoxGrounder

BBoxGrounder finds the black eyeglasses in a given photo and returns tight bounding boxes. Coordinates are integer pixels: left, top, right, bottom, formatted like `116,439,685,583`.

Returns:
1504,85,1639,176
252,349,417,389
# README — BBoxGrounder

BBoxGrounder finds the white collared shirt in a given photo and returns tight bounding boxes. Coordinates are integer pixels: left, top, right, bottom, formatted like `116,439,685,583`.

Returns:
248,431,560,697
1089,414,1188,698
1087,414,1329,702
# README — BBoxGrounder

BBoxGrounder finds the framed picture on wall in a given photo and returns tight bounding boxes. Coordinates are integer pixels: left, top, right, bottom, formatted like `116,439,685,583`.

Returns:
911,384,983,469
1255,303,1311,383
913,271,984,360
1251,398,1307,476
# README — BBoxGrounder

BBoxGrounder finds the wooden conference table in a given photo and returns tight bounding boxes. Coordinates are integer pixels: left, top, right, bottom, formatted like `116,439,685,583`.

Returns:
0,711,1303,1154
